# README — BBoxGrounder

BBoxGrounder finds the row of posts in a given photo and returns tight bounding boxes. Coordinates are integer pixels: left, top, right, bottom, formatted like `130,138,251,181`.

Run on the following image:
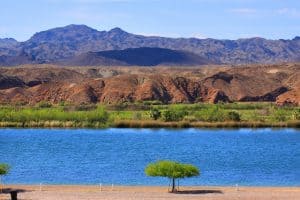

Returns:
38,183,115,192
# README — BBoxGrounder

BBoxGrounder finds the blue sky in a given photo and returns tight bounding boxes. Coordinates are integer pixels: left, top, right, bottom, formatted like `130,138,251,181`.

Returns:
1,0,299,41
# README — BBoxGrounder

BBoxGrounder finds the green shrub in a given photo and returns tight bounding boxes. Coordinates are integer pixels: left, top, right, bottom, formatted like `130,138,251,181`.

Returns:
143,100,163,105
226,111,241,121
195,106,226,122
183,115,197,122
149,108,161,120
272,109,288,122
132,112,142,120
162,109,187,122
37,101,52,108
292,109,300,120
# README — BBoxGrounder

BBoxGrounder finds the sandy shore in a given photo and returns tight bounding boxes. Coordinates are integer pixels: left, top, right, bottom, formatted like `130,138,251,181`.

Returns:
0,185,299,200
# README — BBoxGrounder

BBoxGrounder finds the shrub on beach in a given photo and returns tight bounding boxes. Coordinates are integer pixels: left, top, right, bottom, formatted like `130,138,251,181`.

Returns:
145,160,199,193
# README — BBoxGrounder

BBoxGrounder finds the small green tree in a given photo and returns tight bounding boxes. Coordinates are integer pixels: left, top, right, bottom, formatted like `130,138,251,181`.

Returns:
0,163,10,193
145,160,199,193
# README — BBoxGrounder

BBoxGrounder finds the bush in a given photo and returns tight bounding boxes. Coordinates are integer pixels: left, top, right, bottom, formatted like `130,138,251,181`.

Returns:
143,100,163,105
272,109,289,122
37,101,52,108
292,109,300,120
183,115,197,122
132,112,142,120
162,109,187,122
195,106,226,122
149,108,161,120
226,111,241,121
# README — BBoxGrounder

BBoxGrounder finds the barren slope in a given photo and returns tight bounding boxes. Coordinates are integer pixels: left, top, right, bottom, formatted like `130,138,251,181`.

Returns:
0,63,299,105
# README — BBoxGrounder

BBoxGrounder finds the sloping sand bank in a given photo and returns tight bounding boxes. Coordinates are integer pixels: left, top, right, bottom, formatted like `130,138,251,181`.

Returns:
0,185,299,200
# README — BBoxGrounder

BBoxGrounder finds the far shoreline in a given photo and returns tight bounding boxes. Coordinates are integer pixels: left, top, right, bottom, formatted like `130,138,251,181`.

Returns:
0,120,299,128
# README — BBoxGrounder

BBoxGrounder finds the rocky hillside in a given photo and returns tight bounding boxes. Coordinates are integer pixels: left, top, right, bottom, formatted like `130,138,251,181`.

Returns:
0,25,299,66
0,63,299,106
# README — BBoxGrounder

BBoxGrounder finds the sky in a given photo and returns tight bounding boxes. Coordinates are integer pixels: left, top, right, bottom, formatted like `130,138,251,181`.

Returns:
1,0,299,41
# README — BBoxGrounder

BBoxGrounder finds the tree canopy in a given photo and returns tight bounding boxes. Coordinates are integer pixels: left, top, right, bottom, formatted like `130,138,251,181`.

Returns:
145,160,199,192
0,163,10,176
0,163,10,192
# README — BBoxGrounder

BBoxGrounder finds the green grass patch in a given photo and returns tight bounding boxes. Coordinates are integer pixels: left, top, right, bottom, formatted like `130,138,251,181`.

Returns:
0,102,299,128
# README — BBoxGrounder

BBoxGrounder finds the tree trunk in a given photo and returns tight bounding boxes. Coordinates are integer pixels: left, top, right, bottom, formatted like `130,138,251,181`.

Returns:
171,178,176,193
0,176,2,193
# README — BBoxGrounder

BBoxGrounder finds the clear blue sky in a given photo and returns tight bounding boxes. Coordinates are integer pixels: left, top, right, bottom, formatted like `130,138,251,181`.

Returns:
1,0,299,41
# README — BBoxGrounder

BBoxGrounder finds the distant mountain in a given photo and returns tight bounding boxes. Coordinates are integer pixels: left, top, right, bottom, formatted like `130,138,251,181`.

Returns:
59,47,211,66
0,38,19,48
0,38,20,57
0,24,299,66
0,52,36,66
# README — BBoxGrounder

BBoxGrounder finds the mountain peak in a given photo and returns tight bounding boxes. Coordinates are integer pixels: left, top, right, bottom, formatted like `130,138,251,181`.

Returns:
62,24,97,31
293,36,300,41
109,27,128,34
0,38,18,42
0,38,19,48
28,24,99,43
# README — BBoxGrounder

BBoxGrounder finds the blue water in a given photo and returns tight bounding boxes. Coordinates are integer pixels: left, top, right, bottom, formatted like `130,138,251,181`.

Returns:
0,128,299,186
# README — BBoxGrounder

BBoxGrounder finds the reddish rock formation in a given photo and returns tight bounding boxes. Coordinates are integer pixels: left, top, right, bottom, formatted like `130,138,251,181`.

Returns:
276,90,300,106
0,63,299,105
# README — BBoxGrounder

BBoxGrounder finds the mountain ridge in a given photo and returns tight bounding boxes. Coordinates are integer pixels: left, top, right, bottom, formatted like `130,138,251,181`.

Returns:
0,24,299,66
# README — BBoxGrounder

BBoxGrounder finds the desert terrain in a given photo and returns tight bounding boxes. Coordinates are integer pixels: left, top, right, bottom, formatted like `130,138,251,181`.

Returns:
0,63,299,106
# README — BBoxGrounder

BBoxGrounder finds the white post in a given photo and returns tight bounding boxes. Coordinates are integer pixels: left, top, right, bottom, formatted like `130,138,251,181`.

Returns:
235,184,239,191
39,183,42,191
99,183,102,191
111,184,114,191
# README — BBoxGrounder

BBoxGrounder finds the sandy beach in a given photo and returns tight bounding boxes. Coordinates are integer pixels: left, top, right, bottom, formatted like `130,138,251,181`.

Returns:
0,185,299,200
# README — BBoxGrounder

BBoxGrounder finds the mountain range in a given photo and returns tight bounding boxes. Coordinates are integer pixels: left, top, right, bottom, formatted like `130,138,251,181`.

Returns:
0,24,300,66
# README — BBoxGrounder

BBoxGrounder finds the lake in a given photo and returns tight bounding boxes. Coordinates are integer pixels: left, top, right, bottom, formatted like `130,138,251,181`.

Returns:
0,128,299,186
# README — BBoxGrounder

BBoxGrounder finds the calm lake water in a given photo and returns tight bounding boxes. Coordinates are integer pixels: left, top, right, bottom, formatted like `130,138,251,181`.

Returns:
0,128,299,186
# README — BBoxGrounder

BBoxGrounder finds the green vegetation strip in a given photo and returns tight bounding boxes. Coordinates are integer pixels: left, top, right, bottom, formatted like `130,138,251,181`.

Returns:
0,102,299,128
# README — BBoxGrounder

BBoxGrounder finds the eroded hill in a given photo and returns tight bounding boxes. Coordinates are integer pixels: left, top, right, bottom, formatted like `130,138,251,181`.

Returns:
0,63,299,106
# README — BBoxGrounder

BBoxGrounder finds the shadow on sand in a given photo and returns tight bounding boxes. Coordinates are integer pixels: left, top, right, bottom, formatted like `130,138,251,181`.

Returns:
1,188,29,194
175,189,223,195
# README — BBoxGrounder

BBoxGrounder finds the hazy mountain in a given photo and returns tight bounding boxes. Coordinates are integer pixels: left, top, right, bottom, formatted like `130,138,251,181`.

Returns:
60,47,211,66
0,38,21,57
0,52,36,66
0,24,299,66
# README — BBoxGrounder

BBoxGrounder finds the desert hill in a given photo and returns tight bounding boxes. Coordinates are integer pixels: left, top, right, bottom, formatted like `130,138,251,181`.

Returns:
0,63,299,106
